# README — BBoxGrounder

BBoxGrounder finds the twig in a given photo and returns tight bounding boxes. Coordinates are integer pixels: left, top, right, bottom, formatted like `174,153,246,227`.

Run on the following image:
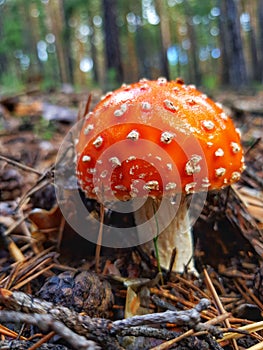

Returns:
151,294,177,311
2,212,30,238
1,250,56,289
28,331,56,350
244,137,261,157
219,320,263,342
16,177,54,211
111,298,210,331
95,202,105,274
235,278,263,310
0,311,99,350
0,324,27,340
0,288,122,349
56,215,65,250
166,247,176,281
17,210,40,255
0,154,42,176
78,94,92,121
0,288,210,331
119,326,180,339
150,287,216,318
148,312,230,350
12,255,54,287
168,275,211,300
13,263,55,290
0,289,213,349
203,267,239,350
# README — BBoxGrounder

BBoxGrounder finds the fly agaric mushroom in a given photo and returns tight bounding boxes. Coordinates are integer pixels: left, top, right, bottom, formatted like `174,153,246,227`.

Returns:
76,78,245,273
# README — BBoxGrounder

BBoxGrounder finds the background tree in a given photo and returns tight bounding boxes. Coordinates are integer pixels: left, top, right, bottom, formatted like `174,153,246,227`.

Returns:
117,1,140,82
0,5,8,78
155,0,170,79
0,0,262,93
219,0,248,89
0,1,24,88
46,0,72,85
103,0,123,88
184,0,202,86
258,0,263,83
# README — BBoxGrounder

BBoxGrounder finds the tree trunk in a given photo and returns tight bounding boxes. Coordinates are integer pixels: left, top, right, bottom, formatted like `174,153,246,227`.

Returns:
218,0,230,85
258,0,263,82
248,27,259,82
22,2,43,82
46,0,72,85
103,0,123,87
219,0,248,89
120,1,139,83
155,0,170,79
0,9,7,77
63,5,75,85
134,26,149,79
184,0,201,86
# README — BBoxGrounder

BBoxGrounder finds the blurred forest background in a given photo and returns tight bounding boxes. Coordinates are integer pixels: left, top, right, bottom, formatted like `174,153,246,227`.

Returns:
0,0,263,94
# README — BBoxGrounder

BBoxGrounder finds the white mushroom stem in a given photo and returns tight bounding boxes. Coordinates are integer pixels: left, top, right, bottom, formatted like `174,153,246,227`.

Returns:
133,195,195,274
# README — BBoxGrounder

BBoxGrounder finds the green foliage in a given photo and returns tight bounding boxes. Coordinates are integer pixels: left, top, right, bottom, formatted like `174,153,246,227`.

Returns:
0,2,23,54
201,74,218,91
39,77,60,92
0,1,28,90
105,68,121,90
0,71,25,94
33,117,56,141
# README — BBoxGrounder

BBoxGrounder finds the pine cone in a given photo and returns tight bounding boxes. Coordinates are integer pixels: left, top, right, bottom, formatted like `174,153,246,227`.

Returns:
38,270,114,318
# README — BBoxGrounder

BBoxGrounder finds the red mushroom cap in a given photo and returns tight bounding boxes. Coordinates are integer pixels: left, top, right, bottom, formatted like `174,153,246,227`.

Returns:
76,78,245,201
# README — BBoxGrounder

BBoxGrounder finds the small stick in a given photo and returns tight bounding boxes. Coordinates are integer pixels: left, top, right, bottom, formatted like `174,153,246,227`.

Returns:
166,247,176,281
203,268,239,350
0,289,119,349
235,278,263,310
0,288,210,331
2,250,56,289
95,202,105,274
0,311,100,350
0,324,27,340
149,312,230,350
12,263,55,290
168,278,212,302
150,328,194,350
244,137,261,156
2,212,29,238
112,298,210,331
28,331,56,350
78,95,92,121
17,210,40,255
0,154,42,176
16,178,53,211
150,287,216,318
219,320,263,342
56,216,65,250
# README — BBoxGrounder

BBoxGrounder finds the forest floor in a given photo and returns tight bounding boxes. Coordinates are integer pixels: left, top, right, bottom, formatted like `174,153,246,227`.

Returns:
0,86,262,350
